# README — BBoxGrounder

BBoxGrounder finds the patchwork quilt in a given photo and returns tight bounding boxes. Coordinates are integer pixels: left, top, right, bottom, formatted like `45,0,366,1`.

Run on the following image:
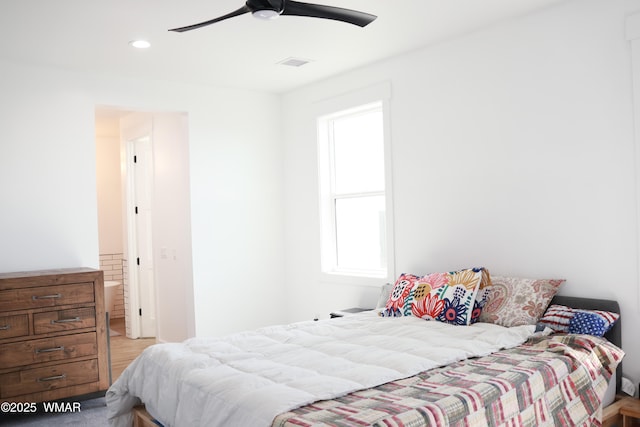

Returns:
272,334,623,427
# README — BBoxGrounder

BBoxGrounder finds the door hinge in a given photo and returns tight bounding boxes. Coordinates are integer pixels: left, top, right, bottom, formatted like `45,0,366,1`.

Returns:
139,308,142,316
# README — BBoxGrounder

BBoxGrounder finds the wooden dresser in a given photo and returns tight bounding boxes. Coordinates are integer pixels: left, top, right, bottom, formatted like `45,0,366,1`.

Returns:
0,268,109,402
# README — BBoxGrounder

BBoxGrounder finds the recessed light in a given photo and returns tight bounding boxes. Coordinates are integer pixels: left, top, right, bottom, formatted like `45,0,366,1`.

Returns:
129,40,151,49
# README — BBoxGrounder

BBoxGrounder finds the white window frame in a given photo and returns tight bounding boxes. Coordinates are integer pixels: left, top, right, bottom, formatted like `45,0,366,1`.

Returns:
315,83,395,286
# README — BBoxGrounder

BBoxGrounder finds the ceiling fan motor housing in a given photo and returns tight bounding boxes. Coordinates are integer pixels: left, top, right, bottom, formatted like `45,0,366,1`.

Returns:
248,0,285,14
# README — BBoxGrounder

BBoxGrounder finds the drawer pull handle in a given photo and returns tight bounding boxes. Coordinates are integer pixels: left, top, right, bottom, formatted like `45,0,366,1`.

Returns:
35,346,65,354
37,374,66,382
0,325,9,330
51,317,81,324
32,293,62,300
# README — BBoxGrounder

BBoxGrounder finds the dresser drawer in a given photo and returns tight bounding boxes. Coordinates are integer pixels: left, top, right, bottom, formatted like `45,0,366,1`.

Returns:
33,307,96,335
0,283,94,312
0,314,29,340
0,359,99,399
0,332,97,369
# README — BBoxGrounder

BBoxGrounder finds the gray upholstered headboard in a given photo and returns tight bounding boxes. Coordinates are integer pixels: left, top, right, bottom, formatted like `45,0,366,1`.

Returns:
549,295,622,392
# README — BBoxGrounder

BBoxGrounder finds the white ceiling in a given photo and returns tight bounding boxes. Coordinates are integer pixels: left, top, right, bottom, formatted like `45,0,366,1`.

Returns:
0,0,570,94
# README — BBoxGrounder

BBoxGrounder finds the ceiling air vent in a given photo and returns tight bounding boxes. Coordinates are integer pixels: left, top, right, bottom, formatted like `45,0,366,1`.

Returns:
277,57,312,67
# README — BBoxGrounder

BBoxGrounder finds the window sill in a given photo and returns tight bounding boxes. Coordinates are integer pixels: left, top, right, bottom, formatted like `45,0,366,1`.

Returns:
320,271,391,288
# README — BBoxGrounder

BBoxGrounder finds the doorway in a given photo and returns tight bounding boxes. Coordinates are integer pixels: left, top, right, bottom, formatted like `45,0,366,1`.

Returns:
96,108,194,343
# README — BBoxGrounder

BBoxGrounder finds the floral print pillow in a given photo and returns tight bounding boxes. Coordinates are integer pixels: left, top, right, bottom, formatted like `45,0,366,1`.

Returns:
470,268,493,324
478,276,564,327
380,268,487,326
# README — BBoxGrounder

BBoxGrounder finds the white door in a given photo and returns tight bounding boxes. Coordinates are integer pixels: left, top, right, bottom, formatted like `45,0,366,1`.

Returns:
131,137,156,337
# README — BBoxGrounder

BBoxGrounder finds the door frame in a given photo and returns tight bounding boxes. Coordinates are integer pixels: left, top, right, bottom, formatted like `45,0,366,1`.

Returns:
121,115,157,339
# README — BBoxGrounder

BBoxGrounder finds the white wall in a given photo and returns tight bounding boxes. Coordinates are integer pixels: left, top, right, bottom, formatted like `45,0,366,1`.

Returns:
282,0,640,384
189,90,287,335
147,112,194,342
0,64,99,271
96,117,123,255
0,58,287,339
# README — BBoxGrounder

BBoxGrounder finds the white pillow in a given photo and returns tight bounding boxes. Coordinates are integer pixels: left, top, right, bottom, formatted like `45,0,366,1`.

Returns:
376,283,393,309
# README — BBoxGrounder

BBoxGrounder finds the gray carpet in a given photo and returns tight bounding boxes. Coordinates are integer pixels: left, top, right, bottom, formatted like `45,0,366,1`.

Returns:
0,397,108,426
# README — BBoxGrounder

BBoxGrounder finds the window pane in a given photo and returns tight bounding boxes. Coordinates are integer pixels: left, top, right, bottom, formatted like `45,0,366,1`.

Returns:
335,195,386,271
333,110,384,194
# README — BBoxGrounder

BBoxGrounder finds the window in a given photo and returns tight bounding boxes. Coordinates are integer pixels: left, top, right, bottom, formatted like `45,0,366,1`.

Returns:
318,101,393,281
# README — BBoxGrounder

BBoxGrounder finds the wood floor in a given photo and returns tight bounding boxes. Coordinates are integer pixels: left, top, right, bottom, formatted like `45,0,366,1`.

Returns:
109,318,156,383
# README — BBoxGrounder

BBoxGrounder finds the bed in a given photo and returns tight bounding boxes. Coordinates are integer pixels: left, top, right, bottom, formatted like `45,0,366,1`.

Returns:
106,270,624,427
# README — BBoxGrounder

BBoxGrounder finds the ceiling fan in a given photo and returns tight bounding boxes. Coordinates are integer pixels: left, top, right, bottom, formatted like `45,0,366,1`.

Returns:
169,0,377,32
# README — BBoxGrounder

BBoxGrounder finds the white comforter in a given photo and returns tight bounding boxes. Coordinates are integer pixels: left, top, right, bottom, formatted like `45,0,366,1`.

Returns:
106,311,536,427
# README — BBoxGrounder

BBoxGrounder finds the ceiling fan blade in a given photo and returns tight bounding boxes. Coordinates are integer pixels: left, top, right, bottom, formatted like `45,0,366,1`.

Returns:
281,1,376,27
169,5,251,32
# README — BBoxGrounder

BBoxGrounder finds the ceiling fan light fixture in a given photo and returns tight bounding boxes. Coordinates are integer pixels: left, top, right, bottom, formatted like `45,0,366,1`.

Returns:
252,9,280,20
